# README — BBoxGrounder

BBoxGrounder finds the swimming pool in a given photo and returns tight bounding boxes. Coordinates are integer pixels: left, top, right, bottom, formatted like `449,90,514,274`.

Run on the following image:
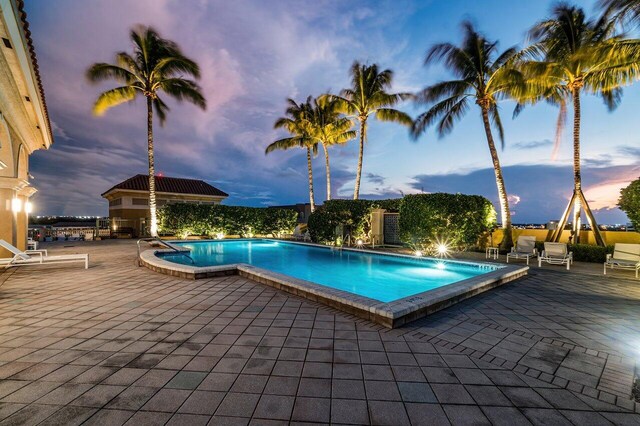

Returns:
144,239,528,327
159,240,500,302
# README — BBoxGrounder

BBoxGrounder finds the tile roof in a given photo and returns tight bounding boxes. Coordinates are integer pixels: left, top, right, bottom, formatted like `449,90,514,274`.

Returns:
101,174,228,197
16,0,53,143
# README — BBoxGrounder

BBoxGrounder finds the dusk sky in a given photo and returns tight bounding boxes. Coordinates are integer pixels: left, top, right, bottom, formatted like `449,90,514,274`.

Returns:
26,0,639,223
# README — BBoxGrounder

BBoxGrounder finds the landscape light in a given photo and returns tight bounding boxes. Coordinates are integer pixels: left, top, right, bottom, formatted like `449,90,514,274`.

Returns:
415,250,423,257
436,244,449,256
216,232,225,240
356,238,364,247
11,198,22,213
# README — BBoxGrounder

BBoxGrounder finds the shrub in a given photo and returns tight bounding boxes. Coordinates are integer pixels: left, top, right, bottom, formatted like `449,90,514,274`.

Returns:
618,177,640,232
307,199,401,244
157,203,298,238
398,193,497,250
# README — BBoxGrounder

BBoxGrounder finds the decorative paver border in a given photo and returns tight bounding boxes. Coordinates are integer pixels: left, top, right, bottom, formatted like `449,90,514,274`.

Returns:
408,317,640,412
139,240,528,329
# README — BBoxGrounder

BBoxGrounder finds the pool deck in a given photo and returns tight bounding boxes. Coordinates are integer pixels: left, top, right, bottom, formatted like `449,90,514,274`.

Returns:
0,239,638,425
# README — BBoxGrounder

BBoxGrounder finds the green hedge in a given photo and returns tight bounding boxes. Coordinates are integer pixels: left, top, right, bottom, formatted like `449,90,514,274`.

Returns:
158,203,298,238
399,193,497,250
307,199,401,244
534,242,614,263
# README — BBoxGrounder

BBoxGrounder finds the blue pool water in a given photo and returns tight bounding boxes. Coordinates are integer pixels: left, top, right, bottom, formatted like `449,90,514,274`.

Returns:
159,240,500,303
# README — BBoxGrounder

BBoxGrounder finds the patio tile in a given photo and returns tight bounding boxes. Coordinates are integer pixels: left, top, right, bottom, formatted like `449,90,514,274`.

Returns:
106,386,158,410
397,382,437,403
140,389,191,412
521,408,572,425
38,406,97,426
500,387,553,408
124,411,172,425
166,413,210,426
102,368,148,386
367,400,411,425
178,390,224,415
133,369,177,387
405,402,451,425
1,381,61,404
82,409,135,426
230,374,268,394
331,399,369,424
37,383,93,405
291,397,330,423
480,406,532,426
364,380,401,401
70,384,126,408
431,384,475,405
466,385,513,406
443,404,491,426
297,377,330,397
215,392,260,418
165,371,207,390
197,372,237,391
264,376,299,396
253,395,294,420
0,404,60,426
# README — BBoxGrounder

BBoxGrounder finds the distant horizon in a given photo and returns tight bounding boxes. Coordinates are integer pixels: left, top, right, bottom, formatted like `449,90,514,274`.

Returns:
25,0,638,223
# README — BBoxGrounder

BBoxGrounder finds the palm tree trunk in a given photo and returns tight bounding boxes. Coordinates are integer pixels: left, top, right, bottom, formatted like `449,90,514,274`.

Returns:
353,117,366,200
571,87,582,243
480,106,512,250
306,147,316,212
322,142,331,201
147,96,158,237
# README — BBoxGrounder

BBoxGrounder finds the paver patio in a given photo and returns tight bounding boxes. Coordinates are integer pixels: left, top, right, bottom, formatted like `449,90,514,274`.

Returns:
0,240,638,425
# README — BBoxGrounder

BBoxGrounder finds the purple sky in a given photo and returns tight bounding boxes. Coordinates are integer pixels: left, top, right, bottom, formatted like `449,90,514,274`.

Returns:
25,0,639,223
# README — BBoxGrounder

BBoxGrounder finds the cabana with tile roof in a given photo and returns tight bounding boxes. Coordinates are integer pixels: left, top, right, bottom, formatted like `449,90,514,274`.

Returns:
101,174,228,237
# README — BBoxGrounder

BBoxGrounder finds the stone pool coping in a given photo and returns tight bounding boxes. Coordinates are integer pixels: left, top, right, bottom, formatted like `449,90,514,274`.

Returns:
139,240,529,328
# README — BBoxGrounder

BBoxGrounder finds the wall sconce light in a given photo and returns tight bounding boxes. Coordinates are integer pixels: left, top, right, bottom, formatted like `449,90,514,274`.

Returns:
25,201,33,214
11,198,22,213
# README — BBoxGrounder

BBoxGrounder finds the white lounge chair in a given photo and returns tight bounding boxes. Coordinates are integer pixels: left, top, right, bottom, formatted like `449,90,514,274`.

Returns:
538,242,573,270
292,226,311,242
604,243,640,278
506,236,538,265
0,239,88,269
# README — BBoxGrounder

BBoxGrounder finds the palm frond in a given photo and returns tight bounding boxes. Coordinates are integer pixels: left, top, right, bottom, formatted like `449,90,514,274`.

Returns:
374,108,413,127
86,63,136,84
416,80,470,104
156,78,206,110
412,95,468,139
92,86,138,115
153,96,170,124
154,56,201,79
265,136,306,154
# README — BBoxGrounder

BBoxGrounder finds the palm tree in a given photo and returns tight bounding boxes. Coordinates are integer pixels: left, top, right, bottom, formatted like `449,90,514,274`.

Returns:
325,62,413,199
87,26,206,237
412,22,523,250
266,98,318,211
519,3,640,245
309,97,357,200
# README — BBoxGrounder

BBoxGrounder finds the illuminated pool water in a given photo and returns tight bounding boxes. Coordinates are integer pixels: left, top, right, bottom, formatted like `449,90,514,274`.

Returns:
158,240,501,303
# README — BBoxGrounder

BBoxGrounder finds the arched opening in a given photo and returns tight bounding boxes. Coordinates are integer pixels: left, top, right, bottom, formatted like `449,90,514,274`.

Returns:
0,113,12,175
17,144,28,180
